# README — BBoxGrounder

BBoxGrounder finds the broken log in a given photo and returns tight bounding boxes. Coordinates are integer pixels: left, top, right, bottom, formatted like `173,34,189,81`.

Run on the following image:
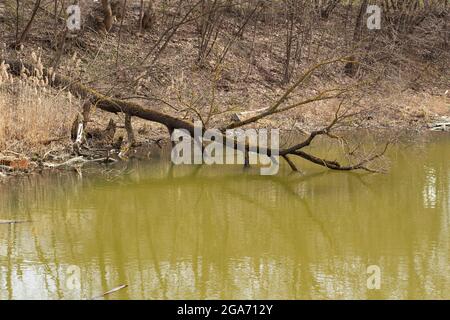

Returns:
3,59,387,173
429,122,450,131
6,60,195,136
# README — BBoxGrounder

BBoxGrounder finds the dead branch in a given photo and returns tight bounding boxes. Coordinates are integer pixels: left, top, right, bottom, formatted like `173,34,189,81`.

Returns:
124,113,135,145
224,57,351,130
14,0,42,48
0,219,32,225
4,59,387,173
90,284,128,300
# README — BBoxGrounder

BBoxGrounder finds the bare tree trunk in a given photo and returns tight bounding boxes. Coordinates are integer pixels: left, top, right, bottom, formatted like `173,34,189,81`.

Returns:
15,0,20,42
5,58,388,173
142,1,154,30
320,0,342,19
14,0,42,48
116,0,127,67
125,114,135,146
344,0,368,77
283,1,296,83
100,0,114,33
139,0,144,33
51,27,68,69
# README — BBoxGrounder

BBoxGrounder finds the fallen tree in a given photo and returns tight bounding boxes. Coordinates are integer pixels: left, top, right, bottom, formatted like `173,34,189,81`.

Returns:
3,58,389,173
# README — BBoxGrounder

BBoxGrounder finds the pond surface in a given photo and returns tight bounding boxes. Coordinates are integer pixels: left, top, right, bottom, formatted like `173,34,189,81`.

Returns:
0,135,449,299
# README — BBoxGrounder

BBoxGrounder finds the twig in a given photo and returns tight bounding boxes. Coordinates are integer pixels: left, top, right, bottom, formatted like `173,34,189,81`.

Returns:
90,284,128,300
0,219,32,225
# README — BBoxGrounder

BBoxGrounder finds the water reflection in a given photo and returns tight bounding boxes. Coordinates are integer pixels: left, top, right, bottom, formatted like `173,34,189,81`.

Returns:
0,136,449,299
423,167,437,209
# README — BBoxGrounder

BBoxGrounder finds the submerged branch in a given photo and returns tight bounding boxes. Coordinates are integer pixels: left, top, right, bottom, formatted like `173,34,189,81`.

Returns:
4,59,387,173
90,284,128,300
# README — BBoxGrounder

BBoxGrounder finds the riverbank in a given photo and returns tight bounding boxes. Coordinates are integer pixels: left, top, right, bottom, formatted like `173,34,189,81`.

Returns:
0,71,449,181
1,1,449,181
0,65,448,181
1,114,449,183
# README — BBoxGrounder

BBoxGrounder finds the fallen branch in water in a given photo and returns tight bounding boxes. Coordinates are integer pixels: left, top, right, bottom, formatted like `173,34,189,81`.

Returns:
90,284,128,300
43,156,116,168
3,58,388,173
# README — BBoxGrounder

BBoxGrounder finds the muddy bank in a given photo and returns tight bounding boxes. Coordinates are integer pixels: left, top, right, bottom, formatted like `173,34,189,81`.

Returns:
1,119,449,183
0,136,168,182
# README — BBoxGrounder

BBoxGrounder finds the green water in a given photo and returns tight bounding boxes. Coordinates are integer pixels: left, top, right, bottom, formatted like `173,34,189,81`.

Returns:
0,135,449,299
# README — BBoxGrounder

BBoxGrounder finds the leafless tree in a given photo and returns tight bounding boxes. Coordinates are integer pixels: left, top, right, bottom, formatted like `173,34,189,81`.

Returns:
6,56,389,173
314,0,342,19
14,0,42,48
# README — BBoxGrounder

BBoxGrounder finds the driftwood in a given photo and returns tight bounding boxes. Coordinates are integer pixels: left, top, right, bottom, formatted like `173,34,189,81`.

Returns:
4,58,388,173
0,219,32,225
429,122,450,131
90,284,128,300
43,156,116,168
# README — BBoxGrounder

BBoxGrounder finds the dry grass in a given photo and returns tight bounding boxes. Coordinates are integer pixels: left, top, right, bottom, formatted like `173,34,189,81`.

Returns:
0,59,78,154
